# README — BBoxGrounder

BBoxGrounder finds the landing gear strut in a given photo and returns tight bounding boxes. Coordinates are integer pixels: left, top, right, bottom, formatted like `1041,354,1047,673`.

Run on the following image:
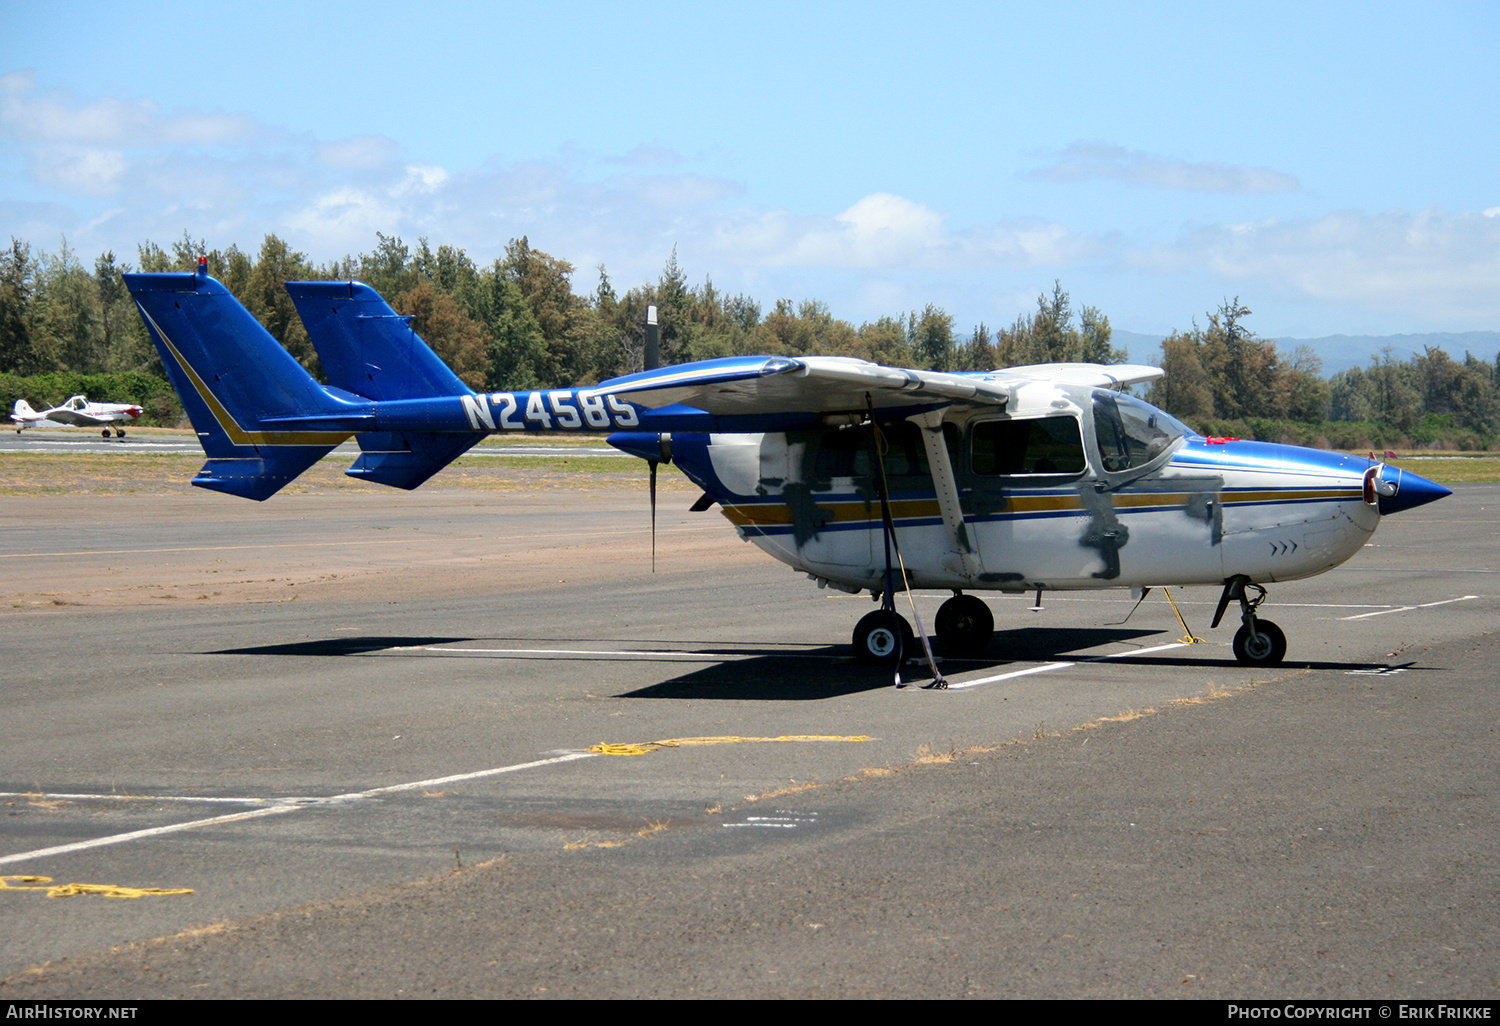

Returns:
1212,575,1287,666
935,593,993,655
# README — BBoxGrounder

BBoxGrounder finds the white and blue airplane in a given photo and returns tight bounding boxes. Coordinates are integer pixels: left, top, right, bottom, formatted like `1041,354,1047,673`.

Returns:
123,260,1449,672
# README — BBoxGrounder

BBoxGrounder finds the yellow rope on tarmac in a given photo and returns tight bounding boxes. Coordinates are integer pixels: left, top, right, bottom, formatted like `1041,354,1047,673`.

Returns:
0,875,193,899
1162,586,1204,644
589,735,872,756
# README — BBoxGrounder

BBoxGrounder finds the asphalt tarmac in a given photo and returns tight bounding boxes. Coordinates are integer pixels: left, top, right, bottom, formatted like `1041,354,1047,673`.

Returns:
0,477,1495,999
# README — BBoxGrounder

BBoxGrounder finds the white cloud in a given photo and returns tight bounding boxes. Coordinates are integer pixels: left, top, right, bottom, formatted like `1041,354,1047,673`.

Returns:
284,188,406,255
1,70,257,150
774,193,946,268
393,164,450,196
29,145,128,196
607,144,687,167
4,76,1495,333
1133,207,1500,322
316,135,401,171
1032,141,1300,194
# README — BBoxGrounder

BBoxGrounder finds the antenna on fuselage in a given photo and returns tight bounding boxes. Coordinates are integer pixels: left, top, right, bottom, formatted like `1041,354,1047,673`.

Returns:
644,305,660,371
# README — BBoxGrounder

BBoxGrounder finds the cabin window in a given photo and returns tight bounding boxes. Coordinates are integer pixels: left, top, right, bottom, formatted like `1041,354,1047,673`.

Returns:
811,422,961,487
970,416,1086,477
1092,391,1187,472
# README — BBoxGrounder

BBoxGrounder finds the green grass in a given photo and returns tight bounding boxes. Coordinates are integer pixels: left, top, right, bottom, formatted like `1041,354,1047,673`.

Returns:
3,446,1497,497
1384,455,1500,484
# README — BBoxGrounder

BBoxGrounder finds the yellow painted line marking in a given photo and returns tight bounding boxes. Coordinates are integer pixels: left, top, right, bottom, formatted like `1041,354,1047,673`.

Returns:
1,875,192,899
590,735,872,756
0,791,266,805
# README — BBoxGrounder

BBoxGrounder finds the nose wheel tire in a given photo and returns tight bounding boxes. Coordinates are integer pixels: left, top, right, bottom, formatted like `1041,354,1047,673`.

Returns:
853,610,914,665
935,594,994,655
1232,620,1286,666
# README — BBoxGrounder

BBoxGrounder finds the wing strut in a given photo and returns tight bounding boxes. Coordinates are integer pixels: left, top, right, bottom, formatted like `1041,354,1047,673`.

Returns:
909,408,979,583
867,400,947,689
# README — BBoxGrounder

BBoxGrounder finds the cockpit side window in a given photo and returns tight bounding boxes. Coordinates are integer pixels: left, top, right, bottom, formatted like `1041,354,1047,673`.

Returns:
1092,391,1188,472
810,422,963,488
971,416,1086,477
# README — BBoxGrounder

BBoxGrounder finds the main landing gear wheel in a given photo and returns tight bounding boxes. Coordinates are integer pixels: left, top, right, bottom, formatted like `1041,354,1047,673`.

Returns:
1232,620,1286,666
101,428,110,438
935,594,994,656
853,609,913,665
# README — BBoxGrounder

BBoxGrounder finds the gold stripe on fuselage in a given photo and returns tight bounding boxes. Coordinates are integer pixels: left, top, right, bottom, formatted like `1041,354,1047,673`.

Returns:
720,487,1361,528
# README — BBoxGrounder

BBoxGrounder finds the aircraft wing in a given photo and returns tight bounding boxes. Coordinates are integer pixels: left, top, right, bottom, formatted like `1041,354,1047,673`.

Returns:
41,409,110,427
587,356,1014,416
1000,362,1165,388
585,356,1161,417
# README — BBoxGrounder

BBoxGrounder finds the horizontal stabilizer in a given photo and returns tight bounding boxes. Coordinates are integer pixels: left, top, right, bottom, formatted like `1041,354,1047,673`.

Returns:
193,451,333,502
345,431,484,490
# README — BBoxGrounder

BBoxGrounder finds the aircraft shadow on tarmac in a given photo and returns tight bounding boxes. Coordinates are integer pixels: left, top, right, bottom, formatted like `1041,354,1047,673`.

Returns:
209,636,471,657
205,630,1409,701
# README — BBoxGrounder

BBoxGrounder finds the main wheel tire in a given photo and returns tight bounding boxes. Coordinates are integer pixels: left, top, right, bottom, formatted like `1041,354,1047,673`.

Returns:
935,594,994,656
853,610,913,665
1232,619,1287,666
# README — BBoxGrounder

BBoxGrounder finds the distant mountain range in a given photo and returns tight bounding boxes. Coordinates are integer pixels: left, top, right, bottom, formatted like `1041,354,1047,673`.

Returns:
1112,330,1500,377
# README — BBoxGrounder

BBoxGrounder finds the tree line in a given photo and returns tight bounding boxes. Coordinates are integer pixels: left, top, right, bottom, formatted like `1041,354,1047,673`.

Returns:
1148,299,1499,449
2,233,1496,448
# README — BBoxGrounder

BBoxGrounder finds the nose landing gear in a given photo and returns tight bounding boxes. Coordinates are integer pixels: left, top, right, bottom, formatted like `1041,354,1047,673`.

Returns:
1213,575,1287,666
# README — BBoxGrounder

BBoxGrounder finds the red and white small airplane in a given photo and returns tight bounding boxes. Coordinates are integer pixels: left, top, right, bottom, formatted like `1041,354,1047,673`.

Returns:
10,396,143,436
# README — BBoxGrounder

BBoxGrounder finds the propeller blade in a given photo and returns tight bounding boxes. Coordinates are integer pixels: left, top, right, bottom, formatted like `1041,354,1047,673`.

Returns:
648,459,658,573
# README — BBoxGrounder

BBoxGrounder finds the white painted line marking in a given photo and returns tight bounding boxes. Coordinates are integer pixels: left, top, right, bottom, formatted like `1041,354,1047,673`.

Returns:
1337,567,1499,574
723,813,818,830
0,752,596,868
943,641,1196,689
946,662,1074,690
348,752,596,799
1339,595,1478,620
0,804,301,867
1086,642,1194,660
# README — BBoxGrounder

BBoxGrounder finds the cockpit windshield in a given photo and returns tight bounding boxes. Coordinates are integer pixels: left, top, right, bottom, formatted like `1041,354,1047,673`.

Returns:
1093,390,1189,473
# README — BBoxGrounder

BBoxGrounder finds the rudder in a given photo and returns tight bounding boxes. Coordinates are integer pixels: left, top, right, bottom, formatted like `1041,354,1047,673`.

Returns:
286,279,484,489
124,263,369,500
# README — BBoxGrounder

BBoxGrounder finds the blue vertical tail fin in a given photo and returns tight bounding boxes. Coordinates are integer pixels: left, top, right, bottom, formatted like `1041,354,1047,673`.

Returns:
123,264,369,500
285,280,485,489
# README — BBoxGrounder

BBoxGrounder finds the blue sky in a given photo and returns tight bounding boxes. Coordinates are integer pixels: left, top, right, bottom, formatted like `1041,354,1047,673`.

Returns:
3,0,1497,342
